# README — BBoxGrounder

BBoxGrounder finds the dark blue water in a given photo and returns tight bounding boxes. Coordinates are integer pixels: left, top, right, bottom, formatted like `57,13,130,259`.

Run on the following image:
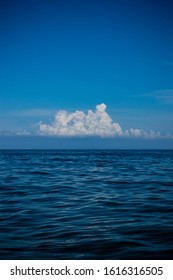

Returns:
0,150,173,260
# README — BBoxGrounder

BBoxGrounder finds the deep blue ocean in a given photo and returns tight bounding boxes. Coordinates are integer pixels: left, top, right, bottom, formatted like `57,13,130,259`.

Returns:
0,150,173,260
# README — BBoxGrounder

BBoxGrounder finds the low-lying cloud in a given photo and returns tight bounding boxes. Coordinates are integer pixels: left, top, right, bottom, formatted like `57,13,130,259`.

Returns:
38,103,172,139
39,104,123,137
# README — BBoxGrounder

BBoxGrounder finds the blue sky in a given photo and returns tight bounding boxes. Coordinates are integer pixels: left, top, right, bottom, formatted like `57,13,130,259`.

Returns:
0,0,173,148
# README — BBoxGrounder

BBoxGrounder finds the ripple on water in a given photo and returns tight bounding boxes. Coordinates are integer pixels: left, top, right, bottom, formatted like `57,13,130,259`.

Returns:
0,150,173,259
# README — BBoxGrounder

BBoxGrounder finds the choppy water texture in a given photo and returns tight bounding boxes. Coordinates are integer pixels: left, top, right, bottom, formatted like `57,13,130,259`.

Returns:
0,150,173,259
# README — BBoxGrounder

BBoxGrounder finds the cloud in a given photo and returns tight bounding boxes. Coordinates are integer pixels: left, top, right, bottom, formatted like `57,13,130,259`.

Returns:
143,90,173,104
15,130,31,136
38,103,173,139
39,103,123,137
0,129,31,136
125,128,162,139
1,104,172,139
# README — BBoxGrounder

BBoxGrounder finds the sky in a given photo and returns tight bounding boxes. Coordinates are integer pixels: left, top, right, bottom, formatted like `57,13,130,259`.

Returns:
0,0,173,148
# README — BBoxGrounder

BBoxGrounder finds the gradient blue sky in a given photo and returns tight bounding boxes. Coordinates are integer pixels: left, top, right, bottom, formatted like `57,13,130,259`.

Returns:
0,0,173,148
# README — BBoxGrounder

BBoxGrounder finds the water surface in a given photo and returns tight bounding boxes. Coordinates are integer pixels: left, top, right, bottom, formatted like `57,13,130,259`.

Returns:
0,150,173,259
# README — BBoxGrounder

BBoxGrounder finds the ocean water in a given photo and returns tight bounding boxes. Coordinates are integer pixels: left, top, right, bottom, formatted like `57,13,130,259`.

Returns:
0,149,173,260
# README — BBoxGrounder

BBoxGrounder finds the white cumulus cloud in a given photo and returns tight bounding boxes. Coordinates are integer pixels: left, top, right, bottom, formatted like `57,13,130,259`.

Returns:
39,103,123,137
38,103,173,139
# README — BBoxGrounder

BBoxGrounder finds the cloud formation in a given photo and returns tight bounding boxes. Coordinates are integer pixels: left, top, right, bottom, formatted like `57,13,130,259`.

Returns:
38,103,172,139
39,103,123,137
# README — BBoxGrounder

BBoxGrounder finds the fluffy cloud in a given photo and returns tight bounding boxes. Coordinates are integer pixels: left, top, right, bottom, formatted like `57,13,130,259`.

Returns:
124,128,162,138
38,103,173,139
39,103,123,137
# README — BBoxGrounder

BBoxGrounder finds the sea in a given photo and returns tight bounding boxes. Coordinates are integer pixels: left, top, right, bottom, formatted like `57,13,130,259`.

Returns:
0,149,173,260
